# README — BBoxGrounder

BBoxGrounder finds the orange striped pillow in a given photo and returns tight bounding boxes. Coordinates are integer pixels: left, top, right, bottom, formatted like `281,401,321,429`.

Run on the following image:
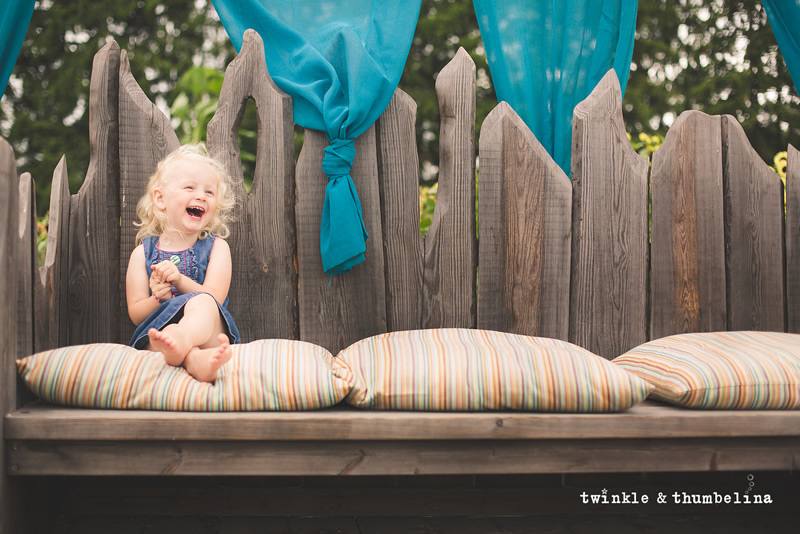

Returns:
338,328,651,412
613,331,800,409
17,340,354,411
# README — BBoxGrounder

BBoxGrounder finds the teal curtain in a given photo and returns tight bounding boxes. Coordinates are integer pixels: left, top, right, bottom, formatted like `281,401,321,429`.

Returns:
211,0,422,274
762,0,800,89
473,0,638,175
1,0,36,100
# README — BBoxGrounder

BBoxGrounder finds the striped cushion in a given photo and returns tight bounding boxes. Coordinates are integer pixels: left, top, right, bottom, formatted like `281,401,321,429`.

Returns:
338,328,651,412
16,340,354,411
613,331,800,409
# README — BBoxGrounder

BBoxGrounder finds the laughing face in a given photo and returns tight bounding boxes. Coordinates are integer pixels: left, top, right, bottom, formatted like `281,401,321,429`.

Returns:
153,158,219,238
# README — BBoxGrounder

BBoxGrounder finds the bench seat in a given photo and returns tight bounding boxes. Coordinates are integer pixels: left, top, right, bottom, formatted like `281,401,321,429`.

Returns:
6,401,800,476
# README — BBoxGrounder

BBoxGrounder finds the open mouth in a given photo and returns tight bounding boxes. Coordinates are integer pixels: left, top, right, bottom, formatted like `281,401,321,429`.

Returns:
186,206,206,220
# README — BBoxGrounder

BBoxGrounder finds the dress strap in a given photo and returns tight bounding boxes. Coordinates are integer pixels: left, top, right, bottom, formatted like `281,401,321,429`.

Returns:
192,234,217,257
142,236,159,278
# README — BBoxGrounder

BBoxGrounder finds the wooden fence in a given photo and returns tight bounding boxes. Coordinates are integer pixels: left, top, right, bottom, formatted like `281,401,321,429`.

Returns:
4,29,799,363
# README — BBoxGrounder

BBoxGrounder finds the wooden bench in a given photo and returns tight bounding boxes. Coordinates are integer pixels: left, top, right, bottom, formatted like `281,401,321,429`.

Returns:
3,31,800,529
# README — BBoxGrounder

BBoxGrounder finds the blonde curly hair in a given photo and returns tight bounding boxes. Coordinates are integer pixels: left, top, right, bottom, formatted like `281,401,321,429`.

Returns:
134,144,236,244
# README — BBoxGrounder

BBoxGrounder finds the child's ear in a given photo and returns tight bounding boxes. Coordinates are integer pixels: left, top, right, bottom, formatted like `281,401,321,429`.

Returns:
153,188,166,210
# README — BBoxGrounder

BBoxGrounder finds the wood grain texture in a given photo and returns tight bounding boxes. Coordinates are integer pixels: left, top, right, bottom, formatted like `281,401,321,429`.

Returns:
66,41,120,345
118,48,180,343
16,173,34,359
296,126,387,354
375,89,424,332
785,144,800,333
7,437,799,476
8,401,800,442
67,41,121,345
0,139,20,534
722,115,785,331
477,102,571,339
207,29,297,342
423,48,477,329
35,157,70,352
650,111,726,339
569,70,649,358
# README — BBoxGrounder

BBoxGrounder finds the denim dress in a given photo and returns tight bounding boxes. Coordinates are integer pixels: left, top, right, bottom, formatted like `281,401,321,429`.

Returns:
129,234,241,349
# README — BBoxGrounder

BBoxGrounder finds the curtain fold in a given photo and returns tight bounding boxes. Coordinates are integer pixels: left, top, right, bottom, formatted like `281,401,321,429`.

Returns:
761,0,800,90
211,0,422,274
473,0,638,175
1,0,36,100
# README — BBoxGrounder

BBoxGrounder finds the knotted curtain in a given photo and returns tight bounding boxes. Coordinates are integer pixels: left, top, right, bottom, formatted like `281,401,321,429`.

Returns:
211,0,422,274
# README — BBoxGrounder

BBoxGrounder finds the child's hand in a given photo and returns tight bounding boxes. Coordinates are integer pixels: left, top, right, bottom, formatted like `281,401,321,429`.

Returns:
152,260,181,284
149,272,173,302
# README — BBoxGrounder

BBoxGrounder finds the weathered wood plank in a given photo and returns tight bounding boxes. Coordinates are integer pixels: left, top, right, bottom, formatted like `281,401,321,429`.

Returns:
477,102,571,339
375,89,424,332
118,49,180,344
569,70,649,358
35,157,70,352
785,144,800,333
1,137,20,534
7,437,799,476
15,173,36,410
67,41,121,345
423,47,477,329
16,172,34,359
722,115,785,331
296,127,387,354
8,402,800,442
207,29,297,343
650,111,726,339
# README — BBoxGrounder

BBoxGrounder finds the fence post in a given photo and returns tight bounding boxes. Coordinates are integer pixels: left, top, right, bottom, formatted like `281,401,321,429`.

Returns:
207,29,298,343
67,40,121,345
722,116,785,332
36,157,71,351
478,102,571,340
1,138,20,534
650,111,726,339
423,47,477,329
569,70,649,358
118,49,180,343
16,172,35,359
375,89,425,333
787,144,800,333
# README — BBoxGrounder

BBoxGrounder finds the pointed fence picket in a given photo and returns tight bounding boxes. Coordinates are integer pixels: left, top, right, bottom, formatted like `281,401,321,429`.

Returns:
4,31,795,361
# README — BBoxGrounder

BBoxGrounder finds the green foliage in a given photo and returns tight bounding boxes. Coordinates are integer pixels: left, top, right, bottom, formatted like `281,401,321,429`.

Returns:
772,150,788,208
419,183,438,236
773,151,788,180
626,0,800,166
36,214,48,267
170,67,224,144
628,132,664,158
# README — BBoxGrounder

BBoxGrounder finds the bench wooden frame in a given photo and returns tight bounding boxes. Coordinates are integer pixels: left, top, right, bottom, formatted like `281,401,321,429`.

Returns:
2,30,800,529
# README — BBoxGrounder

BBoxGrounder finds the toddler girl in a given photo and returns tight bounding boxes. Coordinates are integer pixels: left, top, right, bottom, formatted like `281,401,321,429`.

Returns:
126,144,240,382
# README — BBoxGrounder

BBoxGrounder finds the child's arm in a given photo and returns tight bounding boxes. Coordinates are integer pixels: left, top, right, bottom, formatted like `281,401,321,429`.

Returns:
152,238,232,304
126,244,170,326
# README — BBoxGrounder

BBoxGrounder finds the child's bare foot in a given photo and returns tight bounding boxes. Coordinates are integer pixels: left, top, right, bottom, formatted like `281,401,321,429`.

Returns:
147,325,191,366
184,334,233,383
